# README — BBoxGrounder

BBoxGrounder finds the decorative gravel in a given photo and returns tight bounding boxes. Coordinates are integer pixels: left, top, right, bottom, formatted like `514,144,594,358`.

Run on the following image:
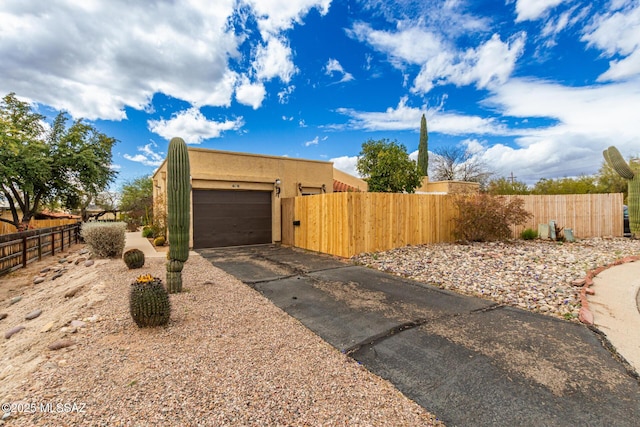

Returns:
352,237,640,320
2,252,441,426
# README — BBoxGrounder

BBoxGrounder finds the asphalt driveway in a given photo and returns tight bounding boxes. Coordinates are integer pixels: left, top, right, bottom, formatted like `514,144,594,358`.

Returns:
198,245,640,427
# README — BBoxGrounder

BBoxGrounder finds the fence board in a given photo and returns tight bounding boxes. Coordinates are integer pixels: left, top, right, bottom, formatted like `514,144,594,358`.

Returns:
283,193,624,258
0,219,79,235
505,193,623,238
0,223,81,276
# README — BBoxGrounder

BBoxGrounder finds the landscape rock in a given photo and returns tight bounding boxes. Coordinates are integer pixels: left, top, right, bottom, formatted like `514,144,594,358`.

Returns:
79,248,89,255
25,309,43,320
74,257,87,265
5,325,25,339
40,267,51,273
33,276,46,284
0,313,7,321
84,260,94,267
8,296,22,305
64,286,83,298
51,271,64,280
41,321,55,333
48,339,75,351
70,320,86,329
59,258,68,264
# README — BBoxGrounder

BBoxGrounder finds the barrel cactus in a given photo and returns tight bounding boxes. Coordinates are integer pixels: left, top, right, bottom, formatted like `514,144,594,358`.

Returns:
123,248,145,269
603,146,639,237
166,137,191,293
129,274,171,327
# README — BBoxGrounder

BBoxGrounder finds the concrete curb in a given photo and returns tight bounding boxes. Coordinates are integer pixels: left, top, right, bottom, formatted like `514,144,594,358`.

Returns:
578,255,640,325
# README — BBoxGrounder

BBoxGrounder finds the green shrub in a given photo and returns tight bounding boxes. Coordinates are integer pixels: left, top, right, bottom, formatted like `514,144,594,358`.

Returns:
81,222,127,258
520,228,538,240
142,227,154,238
452,194,532,242
153,236,165,246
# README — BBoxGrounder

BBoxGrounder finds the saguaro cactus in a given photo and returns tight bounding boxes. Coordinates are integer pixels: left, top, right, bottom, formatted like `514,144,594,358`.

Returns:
603,146,639,237
166,137,191,293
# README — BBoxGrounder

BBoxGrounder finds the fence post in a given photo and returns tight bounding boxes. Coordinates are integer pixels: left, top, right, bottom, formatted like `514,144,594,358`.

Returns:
61,227,65,252
38,234,42,261
22,236,28,268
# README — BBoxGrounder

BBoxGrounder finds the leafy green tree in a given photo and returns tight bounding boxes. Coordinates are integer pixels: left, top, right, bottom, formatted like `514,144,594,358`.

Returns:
486,177,530,195
417,114,428,177
0,92,117,230
531,175,599,195
596,157,640,201
119,176,153,229
356,139,422,193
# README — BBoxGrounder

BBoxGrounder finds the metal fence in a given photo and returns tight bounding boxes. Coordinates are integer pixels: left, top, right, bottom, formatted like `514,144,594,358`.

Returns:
0,223,82,276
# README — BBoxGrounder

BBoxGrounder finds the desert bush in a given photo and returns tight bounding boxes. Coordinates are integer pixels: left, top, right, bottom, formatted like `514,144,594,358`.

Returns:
142,226,154,238
452,194,531,242
81,222,127,258
520,228,538,240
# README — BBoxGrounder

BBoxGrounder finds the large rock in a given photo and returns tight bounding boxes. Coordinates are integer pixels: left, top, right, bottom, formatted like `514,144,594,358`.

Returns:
5,325,25,339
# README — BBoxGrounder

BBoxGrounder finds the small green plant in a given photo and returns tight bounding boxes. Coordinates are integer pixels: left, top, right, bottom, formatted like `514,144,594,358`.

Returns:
142,227,154,238
129,274,171,327
153,236,165,246
520,228,538,240
123,248,145,269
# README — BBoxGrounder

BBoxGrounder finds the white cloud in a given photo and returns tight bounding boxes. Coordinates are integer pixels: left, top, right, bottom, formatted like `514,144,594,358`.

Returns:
123,142,165,167
253,36,298,83
412,32,526,93
235,77,266,109
147,108,244,144
582,1,640,81
324,58,355,83
241,0,331,37
480,76,640,182
514,0,567,22
350,22,525,93
277,85,296,103
0,0,327,120
304,136,319,146
330,155,361,178
0,0,239,120
335,96,506,135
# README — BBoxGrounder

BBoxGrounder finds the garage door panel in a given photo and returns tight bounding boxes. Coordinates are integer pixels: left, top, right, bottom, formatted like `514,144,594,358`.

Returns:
193,190,272,248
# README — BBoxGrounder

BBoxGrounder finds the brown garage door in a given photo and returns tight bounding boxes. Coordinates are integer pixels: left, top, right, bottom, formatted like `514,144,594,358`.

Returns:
193,190,272,248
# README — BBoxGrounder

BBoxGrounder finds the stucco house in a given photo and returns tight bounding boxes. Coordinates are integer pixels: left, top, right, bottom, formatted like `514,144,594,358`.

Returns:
153,148,369,249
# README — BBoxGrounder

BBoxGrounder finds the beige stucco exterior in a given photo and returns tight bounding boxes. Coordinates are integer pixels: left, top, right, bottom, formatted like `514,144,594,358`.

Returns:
152,148,334,247
416,176,480,194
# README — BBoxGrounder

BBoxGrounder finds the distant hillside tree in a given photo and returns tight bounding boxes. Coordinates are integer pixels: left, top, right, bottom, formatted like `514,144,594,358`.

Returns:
0,93,117,230
486,177,530,195
531,176,599,195
417,114,428,177
357,139,422,193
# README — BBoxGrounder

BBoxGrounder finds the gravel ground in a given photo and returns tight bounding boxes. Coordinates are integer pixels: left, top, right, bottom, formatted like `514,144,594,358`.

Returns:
353,237,640,321
1,250,441,426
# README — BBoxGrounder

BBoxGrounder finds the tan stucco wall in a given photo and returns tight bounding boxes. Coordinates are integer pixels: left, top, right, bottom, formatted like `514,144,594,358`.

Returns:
333,168,368,192
416,176,480,194
153,148,334,247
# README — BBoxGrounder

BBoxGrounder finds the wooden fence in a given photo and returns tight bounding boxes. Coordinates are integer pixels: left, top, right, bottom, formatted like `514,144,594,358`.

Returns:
281,192,624,258
0,219,80,236
0,223,82,276
504,193,624,238
282,192,457,258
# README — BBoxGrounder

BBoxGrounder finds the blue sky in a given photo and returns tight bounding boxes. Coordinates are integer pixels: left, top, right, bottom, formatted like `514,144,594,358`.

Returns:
1,0,639,188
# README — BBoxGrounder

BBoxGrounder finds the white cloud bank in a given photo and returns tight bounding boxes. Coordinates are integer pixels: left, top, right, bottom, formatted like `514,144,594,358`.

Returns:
148,108,244,144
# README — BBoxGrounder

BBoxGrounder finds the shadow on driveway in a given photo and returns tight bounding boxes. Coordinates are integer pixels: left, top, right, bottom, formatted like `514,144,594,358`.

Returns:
198,245,640,427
